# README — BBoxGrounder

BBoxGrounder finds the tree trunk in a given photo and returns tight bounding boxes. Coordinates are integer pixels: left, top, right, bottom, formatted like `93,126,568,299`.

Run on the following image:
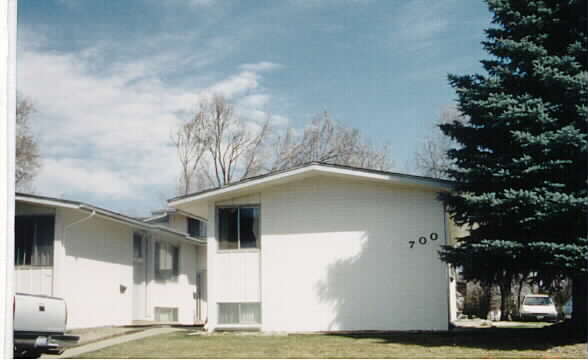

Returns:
480,285,492,319
499,282,511,321
516,275,525,319
571,274,587,334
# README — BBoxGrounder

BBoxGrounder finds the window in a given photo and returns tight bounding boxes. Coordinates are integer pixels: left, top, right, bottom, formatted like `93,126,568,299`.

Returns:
15,215,55,266
154,307,178,322
217,206,259,250
187,218,206,238
218,303,261,325
524,297,553,306
133,232,144,260
155,241,179,281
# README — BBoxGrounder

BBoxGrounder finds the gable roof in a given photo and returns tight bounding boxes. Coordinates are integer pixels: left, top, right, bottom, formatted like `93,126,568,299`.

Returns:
168,162,453,207
16,192,206,245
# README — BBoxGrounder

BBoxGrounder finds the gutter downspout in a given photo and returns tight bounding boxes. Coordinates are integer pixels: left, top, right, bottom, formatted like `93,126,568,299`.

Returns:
65,209,96,232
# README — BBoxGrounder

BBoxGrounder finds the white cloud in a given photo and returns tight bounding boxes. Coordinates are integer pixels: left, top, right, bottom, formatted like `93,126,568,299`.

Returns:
18,31,287,210
37,158,136,199
206,71,259,99
238,94,271,108
239,62,283,73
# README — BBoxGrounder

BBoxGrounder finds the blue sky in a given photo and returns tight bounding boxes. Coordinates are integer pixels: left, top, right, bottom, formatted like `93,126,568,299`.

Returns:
17,0,492,215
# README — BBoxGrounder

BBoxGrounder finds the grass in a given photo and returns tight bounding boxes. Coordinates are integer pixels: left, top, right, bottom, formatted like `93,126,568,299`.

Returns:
78,325,587,359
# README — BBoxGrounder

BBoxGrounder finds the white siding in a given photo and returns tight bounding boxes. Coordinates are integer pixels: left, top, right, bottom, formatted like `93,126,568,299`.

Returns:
146,236,198,324
206,202,217,330
214,252,260,303
195,245,208,322
207,175,451,332
38,206,201,329
15,202,55,296
168,214,188,233
15,268,52,295
53,208,134,329
260,176,449,331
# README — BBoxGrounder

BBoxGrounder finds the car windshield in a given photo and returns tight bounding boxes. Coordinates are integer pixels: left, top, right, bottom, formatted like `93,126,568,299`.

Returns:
524,297,552,305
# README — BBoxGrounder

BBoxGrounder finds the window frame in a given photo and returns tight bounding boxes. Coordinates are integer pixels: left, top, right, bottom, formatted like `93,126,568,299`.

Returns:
154,307,179,322
217,302,262,325
133,232,145,262
187,217,206,238
154,240,180,282
15,214,55,267
216,204,261,252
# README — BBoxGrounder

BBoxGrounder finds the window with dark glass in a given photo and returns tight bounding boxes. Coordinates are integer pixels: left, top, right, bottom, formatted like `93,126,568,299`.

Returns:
218,208,238,249
133,232,143,259
187,218,206,238
217,206,259,250
15,215,55,266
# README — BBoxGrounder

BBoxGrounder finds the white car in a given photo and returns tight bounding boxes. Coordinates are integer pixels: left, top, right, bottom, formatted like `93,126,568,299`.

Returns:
520,294,558,322
14,293,79,358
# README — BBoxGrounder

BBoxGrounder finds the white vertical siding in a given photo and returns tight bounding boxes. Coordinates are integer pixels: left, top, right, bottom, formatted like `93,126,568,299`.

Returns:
15,268,52,295
54,208,134,329
146,236,197,324
14,201,203,329
206,175,451,332
195,246,208,321
259,176,450,332
14,202,56,296
214,252,260,303
206,202,218,330
168,214,188,233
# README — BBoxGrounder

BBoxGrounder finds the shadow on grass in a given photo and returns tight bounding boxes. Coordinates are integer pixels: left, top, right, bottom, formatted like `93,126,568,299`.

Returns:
325,323,586,352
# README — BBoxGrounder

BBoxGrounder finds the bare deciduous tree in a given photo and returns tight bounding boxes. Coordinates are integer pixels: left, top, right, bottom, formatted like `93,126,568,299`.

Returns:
270,112,392,171
15,94,40,190
413,106,466,179
202,95,270,187
173,100,393,195
172,110,208,195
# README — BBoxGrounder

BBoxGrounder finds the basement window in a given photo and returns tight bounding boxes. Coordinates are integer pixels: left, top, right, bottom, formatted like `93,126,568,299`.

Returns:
218,303,261,325
154,307,178,322
217,206,259,250
15,215,55,266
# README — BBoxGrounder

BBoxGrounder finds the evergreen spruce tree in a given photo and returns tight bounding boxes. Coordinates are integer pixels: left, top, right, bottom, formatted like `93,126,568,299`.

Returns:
439,0,587,329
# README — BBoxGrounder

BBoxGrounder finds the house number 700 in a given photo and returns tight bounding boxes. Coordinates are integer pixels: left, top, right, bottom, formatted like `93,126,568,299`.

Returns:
409,232,438,248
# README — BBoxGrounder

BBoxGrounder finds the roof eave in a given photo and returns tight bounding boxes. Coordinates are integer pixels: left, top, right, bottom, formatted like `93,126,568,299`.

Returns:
16,193,205,245
168,164,453,207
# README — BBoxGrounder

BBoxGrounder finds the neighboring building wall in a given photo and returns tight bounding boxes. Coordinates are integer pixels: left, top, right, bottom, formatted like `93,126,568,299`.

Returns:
53,208,134,329
145,234,199,324
168,214,188,233
195,245,208,322
14,202,56,296
14,200,205,329
207,175,451,332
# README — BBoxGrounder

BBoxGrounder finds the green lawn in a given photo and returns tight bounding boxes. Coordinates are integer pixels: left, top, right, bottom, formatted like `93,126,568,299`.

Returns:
78,325,587,359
